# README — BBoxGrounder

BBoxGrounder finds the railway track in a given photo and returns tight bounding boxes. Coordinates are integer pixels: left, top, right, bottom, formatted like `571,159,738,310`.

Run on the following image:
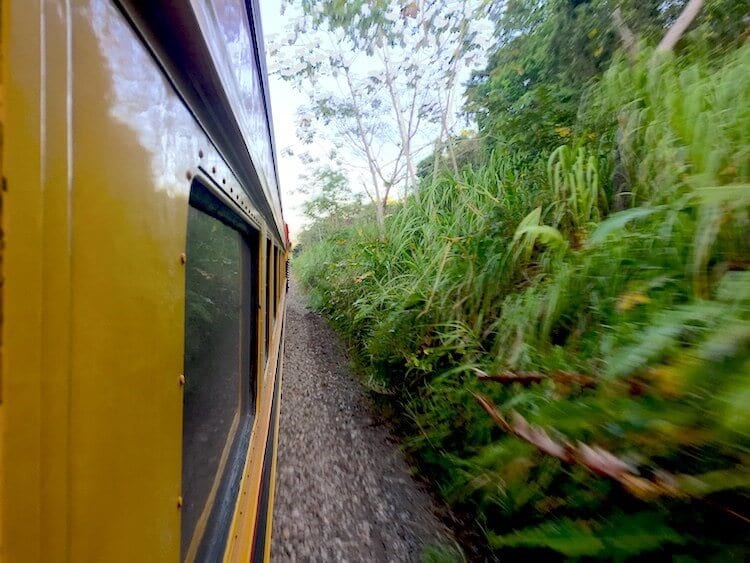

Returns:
272,279,452,562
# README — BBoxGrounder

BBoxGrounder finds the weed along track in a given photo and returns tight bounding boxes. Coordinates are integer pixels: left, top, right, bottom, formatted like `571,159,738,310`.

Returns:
291,14,750,557
271,279,453,562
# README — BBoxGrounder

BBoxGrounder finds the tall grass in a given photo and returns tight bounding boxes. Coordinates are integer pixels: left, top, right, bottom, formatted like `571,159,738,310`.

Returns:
296,45,750,559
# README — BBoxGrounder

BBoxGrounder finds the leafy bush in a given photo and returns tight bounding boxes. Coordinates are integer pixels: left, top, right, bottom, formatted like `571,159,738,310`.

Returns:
295,42,750,560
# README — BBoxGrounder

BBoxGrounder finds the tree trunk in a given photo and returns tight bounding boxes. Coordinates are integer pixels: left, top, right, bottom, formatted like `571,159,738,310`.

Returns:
612,8,637,60
375,198,386,234
440,92,459,176
657,0,704,52
382,53,418,191
438,31,464,177
432,137,442,179
342,66,386,232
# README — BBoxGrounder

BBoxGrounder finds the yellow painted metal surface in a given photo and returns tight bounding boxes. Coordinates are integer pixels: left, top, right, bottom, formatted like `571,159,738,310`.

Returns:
2,2,44,560
264,326,286,562
0,0,5,555
258,228,268,388
1,1,286,561
224,287,286,563
5,1,183,560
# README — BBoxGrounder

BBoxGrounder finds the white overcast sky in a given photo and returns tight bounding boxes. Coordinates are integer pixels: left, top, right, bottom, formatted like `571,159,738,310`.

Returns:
260,3,307,237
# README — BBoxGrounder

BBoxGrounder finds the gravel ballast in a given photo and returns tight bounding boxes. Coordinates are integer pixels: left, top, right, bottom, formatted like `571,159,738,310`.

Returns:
271,279,452,562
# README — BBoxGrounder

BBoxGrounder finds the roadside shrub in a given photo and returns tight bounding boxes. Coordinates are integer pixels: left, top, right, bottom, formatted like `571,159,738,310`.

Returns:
295,44,750,559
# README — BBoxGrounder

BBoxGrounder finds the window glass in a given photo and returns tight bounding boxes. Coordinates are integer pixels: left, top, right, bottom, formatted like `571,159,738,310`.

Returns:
210,0,280,210
265,239,271,362
273,248,279,317
182,204,254,561
270,245,276,327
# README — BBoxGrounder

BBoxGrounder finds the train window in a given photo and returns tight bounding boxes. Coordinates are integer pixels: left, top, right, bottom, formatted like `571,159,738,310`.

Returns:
270,249,275,332
181,185,256,562
279,249,284,303
280,249,284,301
271,246,276,319
273,247,279,316
265,238,272,362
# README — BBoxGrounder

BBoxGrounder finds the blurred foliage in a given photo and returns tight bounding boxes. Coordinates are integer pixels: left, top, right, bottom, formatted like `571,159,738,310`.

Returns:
421,541,467,563
297,165,369,248
294,2,749,559
465,0,748,162
417,132,484,183
295,159,400,251
184,207,241,397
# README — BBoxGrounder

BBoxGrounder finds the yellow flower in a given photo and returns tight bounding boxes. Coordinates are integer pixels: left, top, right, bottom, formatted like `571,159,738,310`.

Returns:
646,365,682,398
616,291,650,312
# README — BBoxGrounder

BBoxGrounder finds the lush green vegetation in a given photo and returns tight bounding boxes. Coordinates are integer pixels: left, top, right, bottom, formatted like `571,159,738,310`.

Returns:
295,2,749,559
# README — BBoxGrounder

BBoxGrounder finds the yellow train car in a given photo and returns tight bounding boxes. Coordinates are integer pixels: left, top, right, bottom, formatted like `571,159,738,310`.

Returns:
1,1,288,561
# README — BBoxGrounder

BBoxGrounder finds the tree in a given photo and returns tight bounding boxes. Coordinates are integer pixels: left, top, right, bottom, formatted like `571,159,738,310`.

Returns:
270,0,493,231
296,163,373,248
301,165,360,224
464,0,711,160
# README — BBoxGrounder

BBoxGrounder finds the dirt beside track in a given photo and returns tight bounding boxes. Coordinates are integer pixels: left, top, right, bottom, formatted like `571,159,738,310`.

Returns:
271,278,452,562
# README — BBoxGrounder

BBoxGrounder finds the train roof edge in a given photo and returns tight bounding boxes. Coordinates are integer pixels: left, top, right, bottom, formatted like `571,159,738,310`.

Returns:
114,0,285,244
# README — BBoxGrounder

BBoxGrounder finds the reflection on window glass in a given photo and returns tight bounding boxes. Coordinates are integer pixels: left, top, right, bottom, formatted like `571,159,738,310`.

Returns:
270,248,276,326
182,205,252,561
265,239,271,362
273,248,279,317
212,0,279,210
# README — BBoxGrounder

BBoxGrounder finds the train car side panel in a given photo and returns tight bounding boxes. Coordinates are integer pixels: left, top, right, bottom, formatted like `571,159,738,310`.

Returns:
2,1,44,559
1,1,287,561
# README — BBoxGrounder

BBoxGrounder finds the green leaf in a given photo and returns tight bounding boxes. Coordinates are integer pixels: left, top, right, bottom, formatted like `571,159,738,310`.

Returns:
516,225,566,246
691,184,750,206
598,512,685,556
489,519,605,557
716,271,750,304
512,207,543,242
586,206,665,246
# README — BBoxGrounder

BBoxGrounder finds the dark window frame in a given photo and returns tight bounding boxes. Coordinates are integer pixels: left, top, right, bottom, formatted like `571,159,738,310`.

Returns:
181,179,259,562
272,247,278,319
264,238,272,364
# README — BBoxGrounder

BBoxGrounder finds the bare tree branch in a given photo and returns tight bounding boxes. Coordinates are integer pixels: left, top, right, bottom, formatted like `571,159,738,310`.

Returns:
657,0,704,52
612,7,637,60
473,393,750,523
